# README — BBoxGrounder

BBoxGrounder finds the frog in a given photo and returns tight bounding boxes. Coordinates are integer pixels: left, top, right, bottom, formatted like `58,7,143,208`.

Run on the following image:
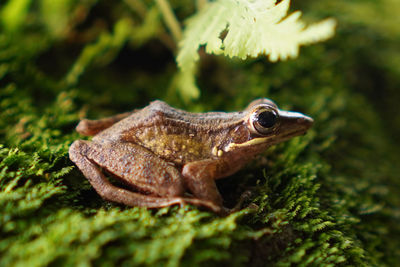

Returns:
69,98,313,214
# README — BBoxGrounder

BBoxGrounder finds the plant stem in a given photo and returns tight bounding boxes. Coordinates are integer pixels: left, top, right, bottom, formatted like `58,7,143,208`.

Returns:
124,0,176,51
156,0,182,43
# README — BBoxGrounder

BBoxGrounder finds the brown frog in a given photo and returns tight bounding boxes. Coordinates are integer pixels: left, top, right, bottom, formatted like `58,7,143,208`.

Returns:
69,98,313,214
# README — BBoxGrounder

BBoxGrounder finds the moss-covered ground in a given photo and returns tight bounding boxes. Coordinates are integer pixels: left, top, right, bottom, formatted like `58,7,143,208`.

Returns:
1,0,399,266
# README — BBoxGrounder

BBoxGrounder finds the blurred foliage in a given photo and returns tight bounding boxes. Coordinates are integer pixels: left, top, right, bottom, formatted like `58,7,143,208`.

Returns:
0,0,399,266
176,0,336,88
175,0,336,101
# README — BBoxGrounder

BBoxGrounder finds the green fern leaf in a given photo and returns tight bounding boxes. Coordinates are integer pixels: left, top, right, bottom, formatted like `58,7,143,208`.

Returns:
177,0,336,69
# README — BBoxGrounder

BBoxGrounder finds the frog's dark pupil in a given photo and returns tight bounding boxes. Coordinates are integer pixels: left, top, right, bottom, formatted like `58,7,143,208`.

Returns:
257,111,277,128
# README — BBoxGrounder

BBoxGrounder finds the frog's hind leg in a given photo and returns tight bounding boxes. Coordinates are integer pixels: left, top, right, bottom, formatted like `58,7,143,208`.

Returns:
76,111,133,136
69,140,222,213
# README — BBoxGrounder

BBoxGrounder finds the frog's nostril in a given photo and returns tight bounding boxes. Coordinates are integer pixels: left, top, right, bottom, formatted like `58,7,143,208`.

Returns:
297,115,314,128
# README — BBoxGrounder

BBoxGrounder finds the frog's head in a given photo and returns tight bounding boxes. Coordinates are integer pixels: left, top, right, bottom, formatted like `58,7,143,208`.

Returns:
223,98,313,154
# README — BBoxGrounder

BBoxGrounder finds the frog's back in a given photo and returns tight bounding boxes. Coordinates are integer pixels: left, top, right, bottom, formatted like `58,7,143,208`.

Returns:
94,100,246,165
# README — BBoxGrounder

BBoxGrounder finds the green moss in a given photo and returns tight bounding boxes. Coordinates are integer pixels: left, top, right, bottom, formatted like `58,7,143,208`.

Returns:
1,0,399,266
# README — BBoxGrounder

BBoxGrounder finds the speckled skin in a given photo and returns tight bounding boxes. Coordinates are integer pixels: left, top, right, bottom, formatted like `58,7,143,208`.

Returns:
69,99,313,214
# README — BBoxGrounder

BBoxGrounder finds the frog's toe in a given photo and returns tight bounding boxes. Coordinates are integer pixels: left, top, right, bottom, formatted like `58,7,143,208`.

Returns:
246,203,259,212
226,202,259,215
239,190,253,201
223,189,258,214
232,190,253,210
181,197,224,214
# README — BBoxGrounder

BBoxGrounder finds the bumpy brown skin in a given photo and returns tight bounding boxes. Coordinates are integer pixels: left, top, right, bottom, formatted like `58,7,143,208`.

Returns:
69,99,313,214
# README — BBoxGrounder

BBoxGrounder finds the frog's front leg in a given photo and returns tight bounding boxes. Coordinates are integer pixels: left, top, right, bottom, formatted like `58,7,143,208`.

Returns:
182,159,253,214
69,140,222,213
182,160,225,208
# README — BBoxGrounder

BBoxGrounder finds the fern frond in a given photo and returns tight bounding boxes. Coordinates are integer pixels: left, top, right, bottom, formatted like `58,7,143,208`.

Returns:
177,0,336,69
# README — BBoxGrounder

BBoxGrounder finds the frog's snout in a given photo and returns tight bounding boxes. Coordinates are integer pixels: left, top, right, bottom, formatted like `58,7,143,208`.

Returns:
275,110,314,140
297,115,314,130
278,110,313,130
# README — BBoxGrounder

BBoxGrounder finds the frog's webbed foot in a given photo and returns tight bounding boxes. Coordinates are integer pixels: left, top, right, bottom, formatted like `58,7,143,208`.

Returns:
182,161,260,216
182,198,223,214
222,190,259,215
69,140,222,213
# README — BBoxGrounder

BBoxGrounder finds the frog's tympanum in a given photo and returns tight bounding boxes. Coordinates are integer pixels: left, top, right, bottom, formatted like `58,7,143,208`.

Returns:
69,99,313,214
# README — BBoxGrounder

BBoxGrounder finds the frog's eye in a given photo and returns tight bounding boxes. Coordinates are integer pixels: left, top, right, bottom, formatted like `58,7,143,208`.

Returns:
250,107,279,135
